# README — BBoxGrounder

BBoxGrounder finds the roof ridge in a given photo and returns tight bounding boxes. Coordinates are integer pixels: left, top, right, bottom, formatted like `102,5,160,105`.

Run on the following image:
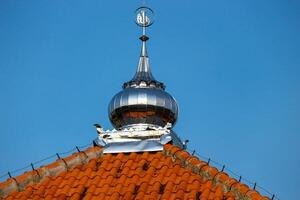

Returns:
0,145,271,199
163,144,270,200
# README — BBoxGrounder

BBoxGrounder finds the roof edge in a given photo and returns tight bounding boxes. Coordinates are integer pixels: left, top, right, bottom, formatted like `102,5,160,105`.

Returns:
0,146,103,198
163,144,270,200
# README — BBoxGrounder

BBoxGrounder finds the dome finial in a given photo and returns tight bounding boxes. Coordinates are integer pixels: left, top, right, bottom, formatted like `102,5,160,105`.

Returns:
135,6,154,37
135,6,153,58
123,6,165,89
108,5,178,130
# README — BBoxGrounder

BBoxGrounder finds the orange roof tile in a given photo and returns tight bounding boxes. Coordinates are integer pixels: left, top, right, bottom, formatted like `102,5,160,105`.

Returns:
0,145,270,200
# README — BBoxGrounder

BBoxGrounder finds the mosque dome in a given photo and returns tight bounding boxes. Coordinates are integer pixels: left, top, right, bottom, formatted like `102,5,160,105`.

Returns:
108,86,178,129
108,8,178,129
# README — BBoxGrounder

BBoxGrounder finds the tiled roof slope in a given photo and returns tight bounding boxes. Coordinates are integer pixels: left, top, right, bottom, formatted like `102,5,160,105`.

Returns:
0,144,269,200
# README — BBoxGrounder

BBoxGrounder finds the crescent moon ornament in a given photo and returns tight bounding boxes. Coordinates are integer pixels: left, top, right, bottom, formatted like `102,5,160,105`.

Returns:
135,6,154,28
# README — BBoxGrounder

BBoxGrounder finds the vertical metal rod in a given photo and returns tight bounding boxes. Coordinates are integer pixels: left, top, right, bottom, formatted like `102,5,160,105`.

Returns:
192,150,195,156
238,176,242,182
143,26,146,36
56,153,61,160
207,158,211,165
30,163,35,171
221,165,225,172
8,172,12,178
76,146,81,152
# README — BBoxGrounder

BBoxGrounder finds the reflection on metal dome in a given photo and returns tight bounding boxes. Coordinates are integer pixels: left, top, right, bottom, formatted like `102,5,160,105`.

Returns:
108,6,178,129
109,88,178,129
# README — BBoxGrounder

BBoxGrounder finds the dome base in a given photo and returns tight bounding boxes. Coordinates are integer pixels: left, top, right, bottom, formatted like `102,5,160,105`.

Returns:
109,104,177,129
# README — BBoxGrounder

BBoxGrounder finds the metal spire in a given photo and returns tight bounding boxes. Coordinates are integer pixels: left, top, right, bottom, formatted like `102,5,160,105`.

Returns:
133,7,154,82
123,6,165,89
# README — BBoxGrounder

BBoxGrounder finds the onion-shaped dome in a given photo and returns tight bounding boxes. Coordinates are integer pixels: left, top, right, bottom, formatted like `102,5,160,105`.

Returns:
109,87,178,129
108,35,178,129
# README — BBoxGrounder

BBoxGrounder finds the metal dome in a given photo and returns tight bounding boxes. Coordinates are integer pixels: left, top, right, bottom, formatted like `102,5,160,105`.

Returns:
109,87,178,129
108,36,179,129
108,7,179,129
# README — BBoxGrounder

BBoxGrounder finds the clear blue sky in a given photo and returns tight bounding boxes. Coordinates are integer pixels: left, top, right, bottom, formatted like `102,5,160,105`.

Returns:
0,1,299,199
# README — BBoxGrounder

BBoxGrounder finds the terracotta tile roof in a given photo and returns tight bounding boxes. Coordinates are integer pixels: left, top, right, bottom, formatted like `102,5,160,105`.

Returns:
0,144,269,200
